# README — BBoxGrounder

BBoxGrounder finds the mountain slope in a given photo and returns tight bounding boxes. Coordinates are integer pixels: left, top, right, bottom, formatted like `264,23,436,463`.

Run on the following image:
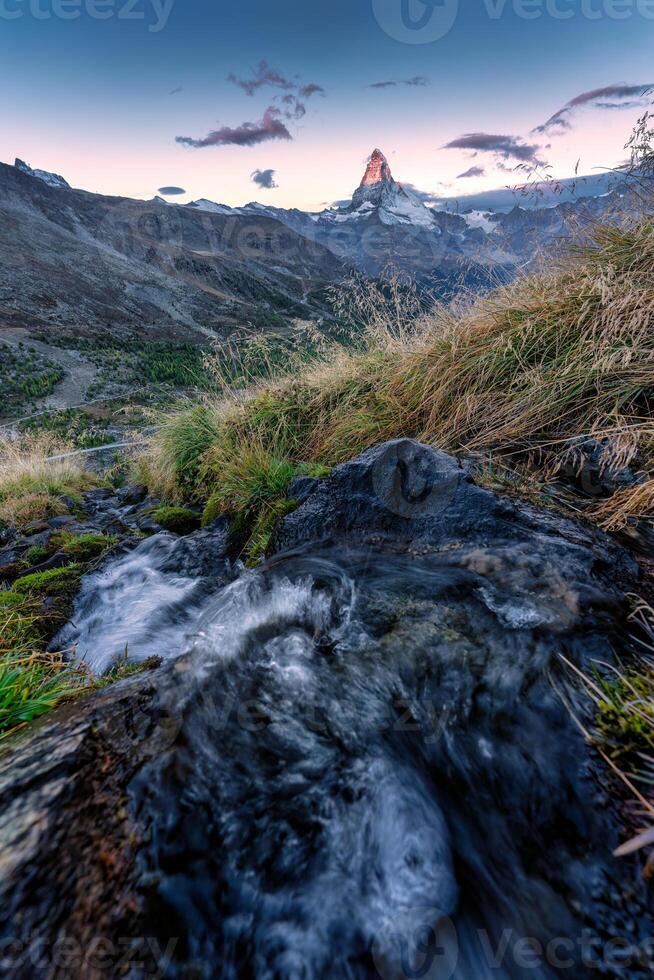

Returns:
0,162,343,342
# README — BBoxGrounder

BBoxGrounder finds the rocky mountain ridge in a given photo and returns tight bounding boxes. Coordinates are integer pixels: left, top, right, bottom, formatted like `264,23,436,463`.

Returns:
188,148,642,286
0,160,342,342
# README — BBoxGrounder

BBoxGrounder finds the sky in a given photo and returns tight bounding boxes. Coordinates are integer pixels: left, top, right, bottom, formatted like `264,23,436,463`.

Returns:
1,0,654,210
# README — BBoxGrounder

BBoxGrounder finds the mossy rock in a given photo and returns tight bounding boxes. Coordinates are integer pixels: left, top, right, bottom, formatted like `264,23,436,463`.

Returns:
24,545,51,566
13,565,82,598
53,532,117,562
152,506,199,535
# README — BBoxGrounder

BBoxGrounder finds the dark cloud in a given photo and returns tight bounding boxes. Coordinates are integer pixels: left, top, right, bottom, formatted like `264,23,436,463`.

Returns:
369,76,430,89
444,133,543,165
278,94,306,120
457,166,485,179
158,186,186,195
169,86,183,96
227,62,325,107
299,83,325,98
227,60,294,97
176,107,292,148
534,83,654,134
251,168,277,189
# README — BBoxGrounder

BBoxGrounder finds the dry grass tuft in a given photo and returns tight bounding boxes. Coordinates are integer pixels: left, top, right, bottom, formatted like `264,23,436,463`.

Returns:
0,433,97,527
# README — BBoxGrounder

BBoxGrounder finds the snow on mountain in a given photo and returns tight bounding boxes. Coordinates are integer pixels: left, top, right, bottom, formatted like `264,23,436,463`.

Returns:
187,198,235,215
347,149,437,229
177,148,642,286
186,150,438,231
461,210,496,234
14,158,70,190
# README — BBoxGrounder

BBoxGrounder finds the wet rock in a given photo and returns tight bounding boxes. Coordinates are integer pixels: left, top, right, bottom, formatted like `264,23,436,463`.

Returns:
21,520,50,536
558,436,647,497
115,483,148,506
0,440,650,979
14,551,69,578
47,515,79,530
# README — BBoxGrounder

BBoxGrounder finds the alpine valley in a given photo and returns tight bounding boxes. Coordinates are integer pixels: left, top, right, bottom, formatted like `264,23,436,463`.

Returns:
0,148,644,423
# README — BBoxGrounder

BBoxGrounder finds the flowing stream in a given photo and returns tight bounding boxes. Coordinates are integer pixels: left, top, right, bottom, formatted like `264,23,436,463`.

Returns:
54,530,640,978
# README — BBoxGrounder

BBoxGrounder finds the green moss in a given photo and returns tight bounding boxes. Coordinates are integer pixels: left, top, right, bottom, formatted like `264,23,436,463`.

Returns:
54,531,117,562
13,564,82,598
595,668,654,760
152,506,199,535
0,592,23,608
24,545,50,565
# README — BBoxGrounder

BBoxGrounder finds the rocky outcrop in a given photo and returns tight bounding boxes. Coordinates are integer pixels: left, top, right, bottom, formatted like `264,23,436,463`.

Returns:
0,441,650,978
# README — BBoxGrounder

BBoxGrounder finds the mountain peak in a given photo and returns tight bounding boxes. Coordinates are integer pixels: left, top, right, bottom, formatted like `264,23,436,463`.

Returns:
360,149,393,187
351,149,399,210
14,158,70,190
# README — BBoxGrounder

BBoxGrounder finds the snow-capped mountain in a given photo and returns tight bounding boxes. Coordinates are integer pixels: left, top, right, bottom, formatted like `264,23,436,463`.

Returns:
14,158,70,190
187,149,639,287
347,148,436,228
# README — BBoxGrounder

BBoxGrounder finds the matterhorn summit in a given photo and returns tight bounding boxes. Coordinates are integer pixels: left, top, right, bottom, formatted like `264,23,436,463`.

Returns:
349,149,436,227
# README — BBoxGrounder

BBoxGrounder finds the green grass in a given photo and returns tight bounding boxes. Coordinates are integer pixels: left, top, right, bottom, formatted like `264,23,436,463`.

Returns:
0,651,88,736
200,444,329,563
24,545,50,565
0,594,89,737
560,598,654,859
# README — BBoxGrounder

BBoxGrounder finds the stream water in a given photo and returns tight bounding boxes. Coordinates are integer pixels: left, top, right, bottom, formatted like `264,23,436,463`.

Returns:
54,530,642,978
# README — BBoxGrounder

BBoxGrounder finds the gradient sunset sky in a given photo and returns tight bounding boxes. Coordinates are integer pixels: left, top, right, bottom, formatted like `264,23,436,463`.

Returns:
2,0,654,210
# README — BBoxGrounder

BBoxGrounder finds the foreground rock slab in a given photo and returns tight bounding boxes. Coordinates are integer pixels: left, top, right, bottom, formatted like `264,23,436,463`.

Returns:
0,440,651,979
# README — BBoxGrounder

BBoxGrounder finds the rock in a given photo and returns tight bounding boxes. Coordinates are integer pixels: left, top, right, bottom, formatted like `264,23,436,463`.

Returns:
13,551,68,578
0,441,650,978
46,515,78,529
115,483,148,506
21,520,50,536
0,560,25,583
558,437,646,497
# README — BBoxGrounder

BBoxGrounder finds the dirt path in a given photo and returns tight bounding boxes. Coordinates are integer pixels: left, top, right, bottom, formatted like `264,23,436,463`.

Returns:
0,327,98,427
